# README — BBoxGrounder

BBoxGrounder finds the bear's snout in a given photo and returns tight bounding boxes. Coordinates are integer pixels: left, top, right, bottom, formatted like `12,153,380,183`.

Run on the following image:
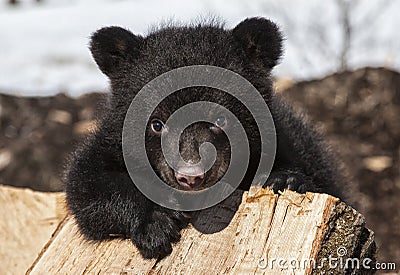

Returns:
174,164,204,190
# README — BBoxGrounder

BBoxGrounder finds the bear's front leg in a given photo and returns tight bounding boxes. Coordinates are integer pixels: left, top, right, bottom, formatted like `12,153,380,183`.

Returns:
262,168,316,194
130,205,189,259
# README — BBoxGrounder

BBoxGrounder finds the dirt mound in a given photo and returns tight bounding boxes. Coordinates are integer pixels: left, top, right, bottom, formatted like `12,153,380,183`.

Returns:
281,67,400,269
0,93,105,191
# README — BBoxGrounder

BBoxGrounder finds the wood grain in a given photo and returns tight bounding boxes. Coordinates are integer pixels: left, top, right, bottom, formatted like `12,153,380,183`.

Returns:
0,185,64,275
27,187,376,274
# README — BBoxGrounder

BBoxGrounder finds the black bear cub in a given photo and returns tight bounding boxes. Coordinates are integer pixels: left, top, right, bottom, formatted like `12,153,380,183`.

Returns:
65,17,343,259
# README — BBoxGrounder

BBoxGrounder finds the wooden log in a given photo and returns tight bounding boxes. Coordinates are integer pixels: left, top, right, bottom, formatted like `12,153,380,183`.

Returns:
0,185,65,275
27,187,376,274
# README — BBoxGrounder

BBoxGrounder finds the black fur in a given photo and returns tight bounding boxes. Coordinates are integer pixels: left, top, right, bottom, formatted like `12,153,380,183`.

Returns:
65,17,343,259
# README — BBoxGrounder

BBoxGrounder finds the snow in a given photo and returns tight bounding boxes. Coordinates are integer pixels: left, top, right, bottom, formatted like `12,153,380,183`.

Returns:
0,0,399,97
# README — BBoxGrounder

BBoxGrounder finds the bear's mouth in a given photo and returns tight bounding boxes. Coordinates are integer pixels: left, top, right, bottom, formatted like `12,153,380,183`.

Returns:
177,177,204,190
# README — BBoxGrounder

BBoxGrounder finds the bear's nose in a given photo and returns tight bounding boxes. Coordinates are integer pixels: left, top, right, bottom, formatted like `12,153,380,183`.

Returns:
175,165,204,189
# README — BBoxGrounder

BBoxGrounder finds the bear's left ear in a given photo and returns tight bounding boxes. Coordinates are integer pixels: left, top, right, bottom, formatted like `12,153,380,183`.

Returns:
232,17,283,69
89,26,144,77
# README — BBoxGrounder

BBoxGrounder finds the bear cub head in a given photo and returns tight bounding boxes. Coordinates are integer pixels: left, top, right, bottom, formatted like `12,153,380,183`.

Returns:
89,18,283,191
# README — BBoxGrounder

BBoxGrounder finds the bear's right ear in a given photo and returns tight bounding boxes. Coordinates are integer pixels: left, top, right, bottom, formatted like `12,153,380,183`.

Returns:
232,17,283,69
89,26,143,77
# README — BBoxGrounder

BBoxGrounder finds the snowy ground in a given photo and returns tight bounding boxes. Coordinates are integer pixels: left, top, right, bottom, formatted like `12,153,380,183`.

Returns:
0,0,399,96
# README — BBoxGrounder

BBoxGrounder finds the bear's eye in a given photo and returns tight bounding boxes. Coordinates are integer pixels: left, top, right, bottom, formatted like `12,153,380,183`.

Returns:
214,116,227,128
150,119,164,134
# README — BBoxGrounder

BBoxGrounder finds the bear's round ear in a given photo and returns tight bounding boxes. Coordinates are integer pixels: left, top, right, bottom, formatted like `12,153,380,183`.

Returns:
89,26,143,77
232,17,283,69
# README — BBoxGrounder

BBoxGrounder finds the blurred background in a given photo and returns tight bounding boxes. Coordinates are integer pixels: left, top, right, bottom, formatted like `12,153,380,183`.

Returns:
0,0,399,273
